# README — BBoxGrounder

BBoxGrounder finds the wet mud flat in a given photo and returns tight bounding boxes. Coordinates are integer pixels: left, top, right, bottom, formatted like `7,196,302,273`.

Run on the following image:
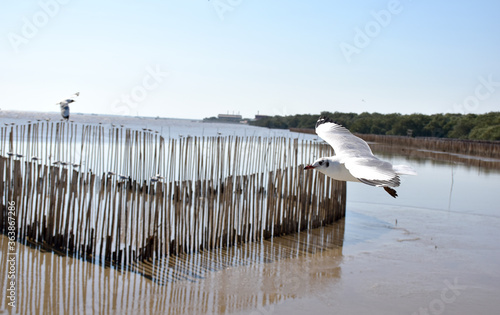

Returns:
1,186,499,315
243,203,500,315
0,220,346,314
2,199,498,315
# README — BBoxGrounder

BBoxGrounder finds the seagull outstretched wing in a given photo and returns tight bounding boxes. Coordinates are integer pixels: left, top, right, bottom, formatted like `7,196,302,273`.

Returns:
315,116,399,186
315,116,374,159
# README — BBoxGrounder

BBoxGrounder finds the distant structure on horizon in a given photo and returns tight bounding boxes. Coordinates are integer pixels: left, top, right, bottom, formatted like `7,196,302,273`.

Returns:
217,114,242,121
203,113,244,124
203,113,270,124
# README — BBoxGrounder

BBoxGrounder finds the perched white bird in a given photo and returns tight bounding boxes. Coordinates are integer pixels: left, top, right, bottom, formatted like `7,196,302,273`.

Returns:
57,92,79,120
304,116,417,198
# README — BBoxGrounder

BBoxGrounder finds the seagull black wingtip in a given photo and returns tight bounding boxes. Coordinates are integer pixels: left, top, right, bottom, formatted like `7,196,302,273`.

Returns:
383,186,398,198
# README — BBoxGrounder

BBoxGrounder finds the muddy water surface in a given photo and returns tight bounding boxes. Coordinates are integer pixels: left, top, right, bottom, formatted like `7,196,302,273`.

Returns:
1,152,500,314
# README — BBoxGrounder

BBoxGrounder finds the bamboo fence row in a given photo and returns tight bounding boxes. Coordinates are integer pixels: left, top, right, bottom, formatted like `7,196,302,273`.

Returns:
356,134,500,158
290,128,500,159
0,122,346,267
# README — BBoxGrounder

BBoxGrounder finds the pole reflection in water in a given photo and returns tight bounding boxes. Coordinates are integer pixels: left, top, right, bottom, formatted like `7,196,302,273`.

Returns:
0,218,345,314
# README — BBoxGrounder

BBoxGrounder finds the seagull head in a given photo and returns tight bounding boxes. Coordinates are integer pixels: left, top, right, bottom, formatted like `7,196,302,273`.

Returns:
304,158,330,170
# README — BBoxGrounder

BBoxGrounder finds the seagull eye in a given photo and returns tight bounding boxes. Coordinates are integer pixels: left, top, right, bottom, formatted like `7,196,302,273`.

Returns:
326,161,329,167
318,161,323,166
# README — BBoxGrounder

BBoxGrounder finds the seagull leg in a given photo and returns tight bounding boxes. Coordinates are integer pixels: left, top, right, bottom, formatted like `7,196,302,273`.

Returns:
383,186,398,198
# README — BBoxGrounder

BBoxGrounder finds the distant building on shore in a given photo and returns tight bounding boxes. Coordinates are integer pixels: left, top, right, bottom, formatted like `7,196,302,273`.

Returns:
217,114,242,121
203,113,244,124
203,113,269,124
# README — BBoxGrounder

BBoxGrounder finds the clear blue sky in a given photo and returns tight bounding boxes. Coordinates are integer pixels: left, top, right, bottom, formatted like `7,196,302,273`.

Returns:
1,0,500,119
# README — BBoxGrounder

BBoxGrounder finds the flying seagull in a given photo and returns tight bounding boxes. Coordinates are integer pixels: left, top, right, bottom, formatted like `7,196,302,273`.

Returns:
57,92,79,120
304,116,417,198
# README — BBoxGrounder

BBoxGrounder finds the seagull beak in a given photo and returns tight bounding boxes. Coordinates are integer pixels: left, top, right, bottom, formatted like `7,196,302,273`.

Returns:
304,165,315,170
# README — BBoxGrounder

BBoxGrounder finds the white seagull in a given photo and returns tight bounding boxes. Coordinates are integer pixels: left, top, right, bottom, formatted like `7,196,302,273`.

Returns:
304,116,417,198
57,92,79,120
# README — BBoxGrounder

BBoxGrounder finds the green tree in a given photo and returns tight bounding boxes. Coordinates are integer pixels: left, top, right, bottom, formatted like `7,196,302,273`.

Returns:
448,114,477,139
469,125,500,140
248,111,500,140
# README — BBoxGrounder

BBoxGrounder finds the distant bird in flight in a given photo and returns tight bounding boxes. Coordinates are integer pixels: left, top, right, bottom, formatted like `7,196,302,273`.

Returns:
57,92,79,120
304,116,417,198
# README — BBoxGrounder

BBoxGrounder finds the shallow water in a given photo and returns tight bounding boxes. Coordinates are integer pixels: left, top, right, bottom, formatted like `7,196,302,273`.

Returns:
1,113,499,314
243,155,500,315
348,153,500,217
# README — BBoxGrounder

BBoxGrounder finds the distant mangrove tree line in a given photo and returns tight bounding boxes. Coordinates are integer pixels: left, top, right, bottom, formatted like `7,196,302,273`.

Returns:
249,112,500,141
